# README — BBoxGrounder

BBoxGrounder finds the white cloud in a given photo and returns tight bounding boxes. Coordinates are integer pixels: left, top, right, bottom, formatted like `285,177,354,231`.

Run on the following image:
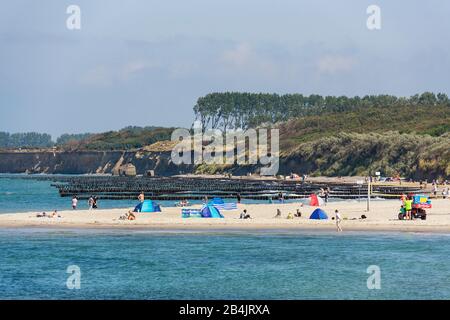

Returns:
80,66,113,87
80,60,160,86
120,60,160,80
317,55,356,75
220,43,278,76
221,43,253,66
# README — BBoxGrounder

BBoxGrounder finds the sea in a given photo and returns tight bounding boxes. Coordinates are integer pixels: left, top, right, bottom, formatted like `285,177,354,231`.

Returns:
0,174,311,214
1,175,449,300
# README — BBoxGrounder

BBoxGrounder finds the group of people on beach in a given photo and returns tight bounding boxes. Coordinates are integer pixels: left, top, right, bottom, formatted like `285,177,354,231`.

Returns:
319,187,331,204
431,181,449,199
36,210,61,218
274,207,303,219
273,206,342,232
176,199,190,207
71,195,98,210
120,192,146,220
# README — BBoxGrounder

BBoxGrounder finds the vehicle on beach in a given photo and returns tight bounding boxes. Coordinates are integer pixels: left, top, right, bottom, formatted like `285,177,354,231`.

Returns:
398,194,431,220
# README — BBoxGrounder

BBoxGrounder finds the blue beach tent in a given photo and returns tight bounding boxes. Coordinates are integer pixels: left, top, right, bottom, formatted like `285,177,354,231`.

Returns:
309,208,328,220
134,200,161,213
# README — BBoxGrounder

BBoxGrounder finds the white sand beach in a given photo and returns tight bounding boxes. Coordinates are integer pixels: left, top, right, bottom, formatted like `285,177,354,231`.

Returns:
0,199,449,233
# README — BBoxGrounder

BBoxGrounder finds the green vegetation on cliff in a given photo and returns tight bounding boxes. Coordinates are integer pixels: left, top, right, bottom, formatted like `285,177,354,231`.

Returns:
64,126,174,150
195,99,450,179
281,132,449,179
279,104,450,148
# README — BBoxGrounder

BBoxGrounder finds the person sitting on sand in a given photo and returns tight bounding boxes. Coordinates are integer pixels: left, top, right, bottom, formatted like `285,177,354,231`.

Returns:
295,209,302,217
48,210,61,218
240,209,251,219
399,205,406,220
274,209,282,218
120,211,136,220
287,212,294,219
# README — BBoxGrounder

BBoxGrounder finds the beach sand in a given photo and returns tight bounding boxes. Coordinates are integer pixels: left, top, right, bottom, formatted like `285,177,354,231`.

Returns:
0,199,449,233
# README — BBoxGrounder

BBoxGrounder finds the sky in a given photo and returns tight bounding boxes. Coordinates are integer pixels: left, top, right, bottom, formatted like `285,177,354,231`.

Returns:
1,0,450,138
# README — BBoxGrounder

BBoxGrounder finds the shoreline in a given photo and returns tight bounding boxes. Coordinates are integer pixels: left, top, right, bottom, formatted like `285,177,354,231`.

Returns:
0,199,449,233
2,223,450,234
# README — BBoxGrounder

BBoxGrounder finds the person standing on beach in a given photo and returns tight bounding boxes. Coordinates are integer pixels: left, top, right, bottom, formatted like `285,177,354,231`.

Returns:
278,192,284,203
324,188,330,205
237,193,242,204
92,196,98,209
404,197,413,220
71,196,78,210
134,192,145,212
335,210,342,232
433,184,438,197
88,196,94,210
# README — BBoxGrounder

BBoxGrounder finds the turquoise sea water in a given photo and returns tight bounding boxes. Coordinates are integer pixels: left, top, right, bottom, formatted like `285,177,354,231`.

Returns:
1,228,450,300
0,175,132,213
0,176,234,213
1,175,449,300
0,175,308,213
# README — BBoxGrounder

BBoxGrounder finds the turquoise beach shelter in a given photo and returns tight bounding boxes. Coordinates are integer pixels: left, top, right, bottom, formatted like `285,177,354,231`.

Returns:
139,200,161,213
309,208,328,220
201,205,224,218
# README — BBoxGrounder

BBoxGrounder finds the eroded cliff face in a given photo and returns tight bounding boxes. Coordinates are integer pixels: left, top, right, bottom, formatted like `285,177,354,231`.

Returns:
0,151,195,176
1,150,445,179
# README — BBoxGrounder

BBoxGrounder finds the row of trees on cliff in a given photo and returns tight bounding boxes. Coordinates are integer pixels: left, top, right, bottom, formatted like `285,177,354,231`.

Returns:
0,132,94,149
193,92,450,131
0,127,173,150
0,132,53,148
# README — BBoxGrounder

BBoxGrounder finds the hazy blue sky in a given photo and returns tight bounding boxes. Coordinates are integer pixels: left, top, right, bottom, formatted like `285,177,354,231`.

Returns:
1,0,449,137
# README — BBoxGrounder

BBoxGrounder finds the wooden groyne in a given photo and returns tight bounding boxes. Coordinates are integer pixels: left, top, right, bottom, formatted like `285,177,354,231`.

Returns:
18,175,424,201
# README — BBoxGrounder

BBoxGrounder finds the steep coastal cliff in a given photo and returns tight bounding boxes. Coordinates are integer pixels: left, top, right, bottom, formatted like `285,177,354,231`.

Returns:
0,150,194,176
